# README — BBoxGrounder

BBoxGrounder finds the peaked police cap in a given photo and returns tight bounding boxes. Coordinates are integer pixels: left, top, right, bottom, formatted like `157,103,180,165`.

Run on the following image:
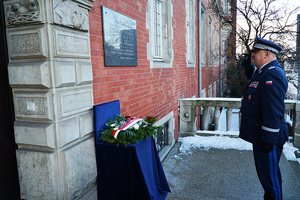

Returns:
251,37,282,55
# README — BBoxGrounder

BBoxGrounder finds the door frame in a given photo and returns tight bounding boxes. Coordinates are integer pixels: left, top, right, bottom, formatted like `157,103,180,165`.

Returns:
0,2,21,199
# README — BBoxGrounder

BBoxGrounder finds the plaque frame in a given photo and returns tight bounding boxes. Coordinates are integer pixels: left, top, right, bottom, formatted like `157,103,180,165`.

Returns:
102,6,138,66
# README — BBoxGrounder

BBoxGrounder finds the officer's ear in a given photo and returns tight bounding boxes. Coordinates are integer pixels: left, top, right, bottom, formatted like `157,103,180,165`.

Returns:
264,51,276,60
264,50,271,58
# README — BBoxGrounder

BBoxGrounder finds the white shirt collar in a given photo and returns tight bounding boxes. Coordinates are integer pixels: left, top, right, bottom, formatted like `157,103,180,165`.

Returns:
258,61,272,72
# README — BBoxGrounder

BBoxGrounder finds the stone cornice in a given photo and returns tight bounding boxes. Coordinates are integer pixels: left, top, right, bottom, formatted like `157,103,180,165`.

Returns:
72,0,94,10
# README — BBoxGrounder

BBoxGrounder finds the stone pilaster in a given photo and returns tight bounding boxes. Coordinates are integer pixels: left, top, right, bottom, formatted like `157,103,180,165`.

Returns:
179,100,196,137
3,0,96,199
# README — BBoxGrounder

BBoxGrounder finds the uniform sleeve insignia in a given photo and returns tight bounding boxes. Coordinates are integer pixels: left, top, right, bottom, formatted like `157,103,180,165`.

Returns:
268,66,275,70
249,81,259,88
266,81,273,85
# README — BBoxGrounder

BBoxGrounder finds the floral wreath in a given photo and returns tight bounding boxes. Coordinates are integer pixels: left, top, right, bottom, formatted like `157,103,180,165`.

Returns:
99,115,163,147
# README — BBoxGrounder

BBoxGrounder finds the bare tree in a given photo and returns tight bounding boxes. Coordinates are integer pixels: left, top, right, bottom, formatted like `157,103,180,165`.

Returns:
224,0,299,97
236,0,300,54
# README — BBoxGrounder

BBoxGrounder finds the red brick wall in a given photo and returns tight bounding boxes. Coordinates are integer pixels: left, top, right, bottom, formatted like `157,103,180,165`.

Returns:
89,0,199,139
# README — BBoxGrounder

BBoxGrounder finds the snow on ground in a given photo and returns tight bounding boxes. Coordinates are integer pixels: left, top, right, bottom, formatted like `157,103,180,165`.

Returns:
177,108,300,163
179,135,252,153
283,142,299,161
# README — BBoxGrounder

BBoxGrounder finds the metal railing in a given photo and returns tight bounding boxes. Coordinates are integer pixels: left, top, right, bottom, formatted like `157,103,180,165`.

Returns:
179,98,300,148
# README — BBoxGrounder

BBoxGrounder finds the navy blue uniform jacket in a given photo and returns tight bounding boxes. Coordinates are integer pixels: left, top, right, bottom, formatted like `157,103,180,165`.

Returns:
239,60,288,145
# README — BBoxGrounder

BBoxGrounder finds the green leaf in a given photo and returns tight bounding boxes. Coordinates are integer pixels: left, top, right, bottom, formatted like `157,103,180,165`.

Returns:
99,115,163,147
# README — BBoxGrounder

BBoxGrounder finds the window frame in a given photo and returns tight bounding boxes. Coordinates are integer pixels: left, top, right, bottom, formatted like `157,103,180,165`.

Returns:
186,0,196,67
148,0,173,68
208,17,212,67
153,0,163,60
200,5,206,66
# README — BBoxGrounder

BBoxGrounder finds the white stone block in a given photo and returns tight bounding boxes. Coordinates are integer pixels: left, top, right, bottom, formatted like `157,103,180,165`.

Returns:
75,61,93,85
13,89,53,121
53,0,89,31
56,86,93,118
3,0,44,27
54,61,76,88
14,121,56,148
8,61,51,88
61,138,97,199
7,27,47,59
53,28,90,58
58,117,80,147
16,150,58,200
79,112,94,138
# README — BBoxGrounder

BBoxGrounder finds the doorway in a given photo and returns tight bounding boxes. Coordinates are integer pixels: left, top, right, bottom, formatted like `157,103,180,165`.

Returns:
0,2,21,199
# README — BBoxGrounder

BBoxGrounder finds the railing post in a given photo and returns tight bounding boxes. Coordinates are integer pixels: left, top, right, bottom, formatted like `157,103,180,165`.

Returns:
226,107,232,131
294,102,300,148
201,106,209,130
239,110,242,130
179,100,196,136
214,107,220,131
292,110,296,140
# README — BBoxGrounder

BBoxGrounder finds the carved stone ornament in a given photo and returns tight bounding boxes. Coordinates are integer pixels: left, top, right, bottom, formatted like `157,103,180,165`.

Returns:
53,0,89,31
4,0,42,26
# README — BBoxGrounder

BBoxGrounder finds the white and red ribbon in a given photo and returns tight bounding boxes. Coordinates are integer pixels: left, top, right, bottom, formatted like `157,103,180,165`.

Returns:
112,118,144,139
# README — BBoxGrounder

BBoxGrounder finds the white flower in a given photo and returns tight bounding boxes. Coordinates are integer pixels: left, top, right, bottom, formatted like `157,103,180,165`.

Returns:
114,128,118,130
133,124,139,130
110,123,116,127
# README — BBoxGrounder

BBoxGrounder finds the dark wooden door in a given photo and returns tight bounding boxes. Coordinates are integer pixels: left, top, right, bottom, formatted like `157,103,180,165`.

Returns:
0,2,21,199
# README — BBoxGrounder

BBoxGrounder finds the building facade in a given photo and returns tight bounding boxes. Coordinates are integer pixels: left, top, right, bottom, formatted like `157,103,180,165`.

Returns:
0,0,234,199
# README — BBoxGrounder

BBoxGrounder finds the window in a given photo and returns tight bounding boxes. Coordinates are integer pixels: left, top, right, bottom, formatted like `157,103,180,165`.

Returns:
201,6,206,66
214,25,216,66
186,0,196,66
153,0,162,59
214,81,217,97
201,88,206,98
214,25,219,67
154,111,175,155
208,17,212,66
156,122,169,152
228,45,233,57
216,29,219,66
148,0,173,68
208,84,212,97
222,0,230,16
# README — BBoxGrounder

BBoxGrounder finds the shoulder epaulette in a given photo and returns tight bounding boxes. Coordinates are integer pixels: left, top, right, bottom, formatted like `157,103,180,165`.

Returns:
268,66,275,70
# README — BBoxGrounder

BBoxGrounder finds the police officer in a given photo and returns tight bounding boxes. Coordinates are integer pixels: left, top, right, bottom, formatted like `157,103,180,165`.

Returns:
239,37,288,200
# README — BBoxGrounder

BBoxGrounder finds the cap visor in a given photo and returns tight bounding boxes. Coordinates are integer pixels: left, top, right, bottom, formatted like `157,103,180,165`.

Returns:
250,48,262,53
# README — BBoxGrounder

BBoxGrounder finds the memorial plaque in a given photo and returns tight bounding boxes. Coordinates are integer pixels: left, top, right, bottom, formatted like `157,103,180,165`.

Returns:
102,6,138,66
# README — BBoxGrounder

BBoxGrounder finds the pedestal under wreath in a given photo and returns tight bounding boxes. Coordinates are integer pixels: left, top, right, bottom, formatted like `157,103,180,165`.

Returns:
93,100,171,200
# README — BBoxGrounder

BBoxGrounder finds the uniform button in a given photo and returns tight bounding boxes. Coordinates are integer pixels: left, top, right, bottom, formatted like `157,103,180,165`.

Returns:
275,137,277,140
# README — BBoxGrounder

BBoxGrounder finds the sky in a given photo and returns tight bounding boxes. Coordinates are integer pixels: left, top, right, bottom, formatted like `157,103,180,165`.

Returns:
237,0,300,30
175,108,300,163
236,0,300,53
